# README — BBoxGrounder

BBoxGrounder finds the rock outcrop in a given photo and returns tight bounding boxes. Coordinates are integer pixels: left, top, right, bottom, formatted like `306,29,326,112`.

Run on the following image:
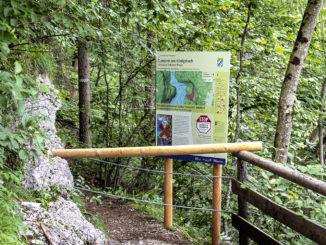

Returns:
21,198,108,245
23,75,73,194
21,75,108,245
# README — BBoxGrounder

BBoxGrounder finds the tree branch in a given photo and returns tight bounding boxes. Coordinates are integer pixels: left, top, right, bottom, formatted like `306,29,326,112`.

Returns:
9,34,69,48
15,0,66,28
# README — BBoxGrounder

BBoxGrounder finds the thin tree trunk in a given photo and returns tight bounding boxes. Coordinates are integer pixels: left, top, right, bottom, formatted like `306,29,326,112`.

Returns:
319,14,326,168
113,70,123,190
104,70,110,147
233,1,251,143
319,79,326,167
145,32,156,115
225,2,252,236
274,0,323,163
137,32,156,188
78,41,92,147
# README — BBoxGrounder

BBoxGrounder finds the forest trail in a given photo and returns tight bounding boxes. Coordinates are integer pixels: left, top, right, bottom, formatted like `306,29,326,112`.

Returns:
83,191,193,245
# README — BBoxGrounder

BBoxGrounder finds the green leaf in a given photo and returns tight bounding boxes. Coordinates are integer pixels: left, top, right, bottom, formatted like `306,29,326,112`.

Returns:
16,100,24,115
0,131,7,140
4,7,11,17
0,41,10,59
22,114,33,128
30,149,38,159
0,95,7,107
12,88,24,100
9,138,19,149
10,18,17,26
19,149,28,160
14,61,22,74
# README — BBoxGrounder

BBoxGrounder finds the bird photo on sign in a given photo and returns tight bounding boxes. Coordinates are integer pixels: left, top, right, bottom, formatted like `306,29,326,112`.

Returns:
157,114,172,146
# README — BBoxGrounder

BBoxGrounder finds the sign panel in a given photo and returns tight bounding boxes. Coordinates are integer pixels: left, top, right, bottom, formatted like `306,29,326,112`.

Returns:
155,52,230,164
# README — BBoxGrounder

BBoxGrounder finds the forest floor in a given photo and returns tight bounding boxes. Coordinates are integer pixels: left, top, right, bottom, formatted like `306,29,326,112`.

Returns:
83,191,193,245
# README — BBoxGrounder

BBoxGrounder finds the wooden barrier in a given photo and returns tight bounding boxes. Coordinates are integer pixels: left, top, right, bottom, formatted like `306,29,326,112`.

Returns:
52,142,262,159
232,179,326,244
237,158,249,245
233,151,326,196
231,214,282,245
53,142,263,245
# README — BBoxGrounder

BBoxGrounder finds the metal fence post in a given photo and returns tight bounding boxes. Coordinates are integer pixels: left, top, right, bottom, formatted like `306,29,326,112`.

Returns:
237,157,249,245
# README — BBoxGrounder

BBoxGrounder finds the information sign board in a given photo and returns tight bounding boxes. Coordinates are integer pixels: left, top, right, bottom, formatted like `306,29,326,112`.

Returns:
155,52,230,164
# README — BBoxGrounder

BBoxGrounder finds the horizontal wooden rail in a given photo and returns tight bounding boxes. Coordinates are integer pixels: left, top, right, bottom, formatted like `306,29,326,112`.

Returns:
233,151,326,197
52,142,262,159
231,214,282,245
232,179,326,244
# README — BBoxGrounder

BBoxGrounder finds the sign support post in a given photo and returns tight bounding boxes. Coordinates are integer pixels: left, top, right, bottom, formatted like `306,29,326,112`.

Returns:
212,164,222,245
164,158,173,229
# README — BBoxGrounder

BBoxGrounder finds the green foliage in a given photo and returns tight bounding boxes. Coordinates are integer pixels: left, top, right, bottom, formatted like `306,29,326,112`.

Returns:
0,68,46,167
0,170,27,244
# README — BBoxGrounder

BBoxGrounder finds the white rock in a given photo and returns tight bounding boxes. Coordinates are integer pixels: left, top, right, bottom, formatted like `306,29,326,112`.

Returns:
21,202,41,209
20,197,109,245
30,239,45,245
19,74,108,245
23,74,74,195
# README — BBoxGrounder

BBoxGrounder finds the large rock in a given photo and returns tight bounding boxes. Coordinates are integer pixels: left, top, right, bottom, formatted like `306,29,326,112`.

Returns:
21,198,108,245
23,75,73,195
20,74,108,244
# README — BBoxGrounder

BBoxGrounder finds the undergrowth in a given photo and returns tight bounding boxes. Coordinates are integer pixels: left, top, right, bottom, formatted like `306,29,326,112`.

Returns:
69,177,109,238
129,192,209,245
0,169,28,245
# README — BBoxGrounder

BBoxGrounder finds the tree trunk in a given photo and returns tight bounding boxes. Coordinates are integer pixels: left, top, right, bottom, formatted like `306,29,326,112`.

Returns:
225,2,252,237
78,41,92,147
319,79,326,167
273,0,323,163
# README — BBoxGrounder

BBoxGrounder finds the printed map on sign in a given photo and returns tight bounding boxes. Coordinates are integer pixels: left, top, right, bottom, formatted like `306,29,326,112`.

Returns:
156,52,230,165
156,71,214,106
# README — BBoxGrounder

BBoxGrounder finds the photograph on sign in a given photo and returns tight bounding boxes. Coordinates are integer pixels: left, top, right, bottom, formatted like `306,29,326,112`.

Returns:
155,52,230,164
157,114,172,146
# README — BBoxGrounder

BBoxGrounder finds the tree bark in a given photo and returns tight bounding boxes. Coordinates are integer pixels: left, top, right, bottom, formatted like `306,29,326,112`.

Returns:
319,79,326,167
78,41,92,147
233,2,251,143
274,0,323,163
225,2,252,238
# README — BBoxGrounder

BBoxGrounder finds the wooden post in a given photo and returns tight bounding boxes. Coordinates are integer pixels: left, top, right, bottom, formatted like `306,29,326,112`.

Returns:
237,158,249,245
212,164,222,245
164,158,173,229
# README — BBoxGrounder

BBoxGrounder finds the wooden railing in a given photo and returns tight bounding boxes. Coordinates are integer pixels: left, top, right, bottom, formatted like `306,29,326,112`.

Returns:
53,143,326,245
232,151,326,245
53,142,262,245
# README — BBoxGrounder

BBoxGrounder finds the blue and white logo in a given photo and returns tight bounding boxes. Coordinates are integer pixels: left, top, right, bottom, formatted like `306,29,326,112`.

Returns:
217,58,223,67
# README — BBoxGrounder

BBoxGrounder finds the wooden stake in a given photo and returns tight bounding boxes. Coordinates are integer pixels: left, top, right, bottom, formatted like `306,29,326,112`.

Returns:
52,142,262,159
212,164,222,245
164,158,173,229
40,223,54,245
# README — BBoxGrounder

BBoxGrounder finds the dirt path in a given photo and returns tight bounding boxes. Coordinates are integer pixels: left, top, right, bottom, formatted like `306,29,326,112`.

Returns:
83,192,193,245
